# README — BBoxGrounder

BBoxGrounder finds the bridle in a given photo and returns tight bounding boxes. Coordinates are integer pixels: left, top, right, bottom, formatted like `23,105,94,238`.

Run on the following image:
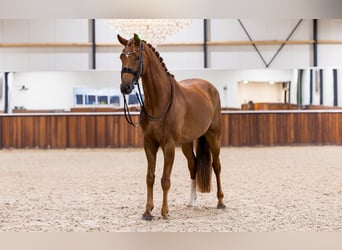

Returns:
121,43,145,87
120,41,174,127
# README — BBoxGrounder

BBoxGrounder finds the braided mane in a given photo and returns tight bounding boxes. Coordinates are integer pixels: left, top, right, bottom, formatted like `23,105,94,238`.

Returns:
143,41,175,79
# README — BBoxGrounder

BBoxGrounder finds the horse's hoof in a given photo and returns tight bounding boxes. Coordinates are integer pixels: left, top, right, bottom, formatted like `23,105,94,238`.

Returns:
142,214,153,221
161,210,169,219
161,213,169,219
217,204,226,209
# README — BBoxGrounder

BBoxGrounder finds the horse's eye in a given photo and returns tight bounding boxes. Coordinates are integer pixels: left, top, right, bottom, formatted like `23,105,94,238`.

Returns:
136,56,140,61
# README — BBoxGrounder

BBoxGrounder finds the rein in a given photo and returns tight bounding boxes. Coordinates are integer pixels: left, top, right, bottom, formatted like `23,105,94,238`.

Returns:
121,42,174,127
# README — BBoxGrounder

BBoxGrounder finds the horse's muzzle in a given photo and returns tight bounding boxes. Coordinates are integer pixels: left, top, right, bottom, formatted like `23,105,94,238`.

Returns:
120,83,134,95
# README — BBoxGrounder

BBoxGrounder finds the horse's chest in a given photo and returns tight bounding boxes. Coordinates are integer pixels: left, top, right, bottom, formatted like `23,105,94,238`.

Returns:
141,121,170,141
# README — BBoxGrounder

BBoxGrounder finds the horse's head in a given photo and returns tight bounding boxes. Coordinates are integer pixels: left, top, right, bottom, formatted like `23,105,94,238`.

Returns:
118,33,145,95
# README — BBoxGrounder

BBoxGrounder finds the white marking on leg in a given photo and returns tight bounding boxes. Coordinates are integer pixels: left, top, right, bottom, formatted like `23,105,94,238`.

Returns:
188,179,197,207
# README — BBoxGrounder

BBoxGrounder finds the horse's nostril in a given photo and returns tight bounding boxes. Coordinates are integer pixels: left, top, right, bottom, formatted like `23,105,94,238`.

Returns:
120,84,133,94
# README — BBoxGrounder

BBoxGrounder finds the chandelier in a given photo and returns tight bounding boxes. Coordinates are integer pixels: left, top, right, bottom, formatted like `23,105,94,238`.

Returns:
105,19,192,46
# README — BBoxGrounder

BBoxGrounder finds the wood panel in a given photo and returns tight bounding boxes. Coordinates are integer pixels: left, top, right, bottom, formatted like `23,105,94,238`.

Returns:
275,113,295,145
35,116,47,148
227,113,258,146
68,115,97,148
48,115,68,148
220,111,342,146
95,116,107,147
1,112,342,148
0,115,68,148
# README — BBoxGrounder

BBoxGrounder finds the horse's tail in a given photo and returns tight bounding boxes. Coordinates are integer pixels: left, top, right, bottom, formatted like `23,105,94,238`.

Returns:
196,136,212,193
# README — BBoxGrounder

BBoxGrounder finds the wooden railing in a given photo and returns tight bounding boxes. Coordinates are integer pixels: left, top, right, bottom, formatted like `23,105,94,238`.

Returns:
0,114,142,148
241,103,342,111
221,110,342,146
1,110,342,148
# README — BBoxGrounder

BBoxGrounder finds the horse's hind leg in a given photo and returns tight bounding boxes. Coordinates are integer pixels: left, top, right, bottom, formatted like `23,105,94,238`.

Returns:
205,131,225,209
212,148,225,209
181,142,197,206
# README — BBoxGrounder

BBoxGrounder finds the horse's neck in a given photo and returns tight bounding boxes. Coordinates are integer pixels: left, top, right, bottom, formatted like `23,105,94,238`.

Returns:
141,55,173,115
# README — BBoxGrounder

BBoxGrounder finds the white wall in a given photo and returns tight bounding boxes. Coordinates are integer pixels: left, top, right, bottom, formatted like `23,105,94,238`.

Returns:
1,19,342,111
323,69,334,106
318,19,342,67
173,68,292,107
8,69,292,111
9,71,120,111
0,20,91,71
209,19,313,69
0,19,342,71
9,68,342,111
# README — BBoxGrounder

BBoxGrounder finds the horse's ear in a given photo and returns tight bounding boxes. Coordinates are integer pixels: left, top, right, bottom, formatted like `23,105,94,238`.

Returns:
117,34,128,45
134,33,141,44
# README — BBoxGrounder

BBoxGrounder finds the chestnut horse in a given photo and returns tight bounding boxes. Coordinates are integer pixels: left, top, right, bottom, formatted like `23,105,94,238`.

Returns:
118,34,225,220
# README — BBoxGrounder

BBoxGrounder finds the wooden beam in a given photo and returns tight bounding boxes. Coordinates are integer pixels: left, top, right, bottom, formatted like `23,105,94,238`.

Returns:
0,43,92,47
96,42,204,47
99,40,317,47
1,40,342,48
318,40,342,44
208,40,315,46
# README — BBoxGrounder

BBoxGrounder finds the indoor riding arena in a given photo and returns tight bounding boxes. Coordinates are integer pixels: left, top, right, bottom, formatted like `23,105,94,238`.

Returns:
1,19,342,232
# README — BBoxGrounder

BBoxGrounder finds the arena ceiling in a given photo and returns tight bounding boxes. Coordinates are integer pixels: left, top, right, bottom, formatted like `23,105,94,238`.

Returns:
0,0,341,19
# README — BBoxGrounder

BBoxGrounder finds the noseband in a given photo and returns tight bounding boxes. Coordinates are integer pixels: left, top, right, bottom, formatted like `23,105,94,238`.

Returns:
121,42,174,127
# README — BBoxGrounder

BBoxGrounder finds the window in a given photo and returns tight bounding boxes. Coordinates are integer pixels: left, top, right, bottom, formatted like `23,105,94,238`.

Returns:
110,95,120,105
75,94,83,105
128,94,144,105
98,96,108,104
86,95,96,104
73,88,122,107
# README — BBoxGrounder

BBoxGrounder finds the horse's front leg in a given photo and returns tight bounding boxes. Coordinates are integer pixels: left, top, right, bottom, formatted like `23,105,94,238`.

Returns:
142,138,158,221
161,141,175,218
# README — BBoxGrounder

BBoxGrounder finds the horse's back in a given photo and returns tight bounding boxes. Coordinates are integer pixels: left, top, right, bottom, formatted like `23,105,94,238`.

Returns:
178,78,221,109
179,78,215,89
